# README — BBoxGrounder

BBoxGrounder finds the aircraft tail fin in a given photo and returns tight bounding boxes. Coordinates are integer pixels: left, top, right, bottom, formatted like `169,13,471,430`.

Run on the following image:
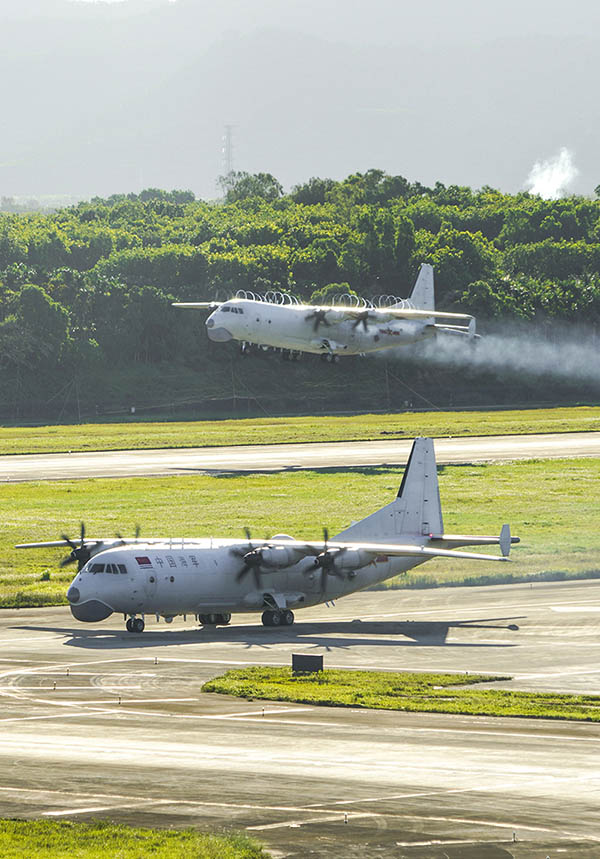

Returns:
334,438,443,543
408,263,435,311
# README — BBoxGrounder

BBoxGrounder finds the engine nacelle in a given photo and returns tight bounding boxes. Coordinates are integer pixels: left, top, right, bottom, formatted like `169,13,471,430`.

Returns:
259,545,305,569
314,549,373,571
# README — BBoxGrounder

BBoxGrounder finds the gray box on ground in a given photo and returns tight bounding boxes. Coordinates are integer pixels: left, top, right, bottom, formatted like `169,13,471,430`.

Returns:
292,653,323,673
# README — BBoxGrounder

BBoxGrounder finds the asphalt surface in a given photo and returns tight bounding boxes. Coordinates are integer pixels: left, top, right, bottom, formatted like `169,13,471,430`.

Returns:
1,431,599,482
1,580,599,857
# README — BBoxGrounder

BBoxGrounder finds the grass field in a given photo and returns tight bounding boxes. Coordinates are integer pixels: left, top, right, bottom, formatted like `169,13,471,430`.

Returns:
1,457,598,607
0,819,267,858
0,406,598,456
203,666,600,722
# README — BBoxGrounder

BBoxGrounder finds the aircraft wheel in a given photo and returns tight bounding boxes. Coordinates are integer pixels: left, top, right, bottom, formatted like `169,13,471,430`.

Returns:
218,613,231,625
133,617,145,633
261,610,273,626
320,353,329,363
126,618,134,633
270,611,282,627
282,609,294,626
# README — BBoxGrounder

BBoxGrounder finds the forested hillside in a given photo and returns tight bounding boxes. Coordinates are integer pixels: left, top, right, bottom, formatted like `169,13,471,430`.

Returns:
1,170,599,421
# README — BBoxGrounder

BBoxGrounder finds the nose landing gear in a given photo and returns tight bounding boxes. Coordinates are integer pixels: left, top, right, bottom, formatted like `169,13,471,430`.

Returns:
126,617,145,633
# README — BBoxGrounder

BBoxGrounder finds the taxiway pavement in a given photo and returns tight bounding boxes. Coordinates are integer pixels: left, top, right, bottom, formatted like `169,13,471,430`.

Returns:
1,581,599,857
1,431,599,482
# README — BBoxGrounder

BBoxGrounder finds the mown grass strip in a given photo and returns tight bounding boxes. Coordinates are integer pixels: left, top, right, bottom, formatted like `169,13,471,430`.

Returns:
0,406,598,456
203,667,600,722
0,819,267,859
1,457,598,607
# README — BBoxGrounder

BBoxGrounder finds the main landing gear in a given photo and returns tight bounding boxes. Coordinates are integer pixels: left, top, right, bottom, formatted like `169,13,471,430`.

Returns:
261,609,294,627
126,617,145,633
198,613,231,626
320,353,339,363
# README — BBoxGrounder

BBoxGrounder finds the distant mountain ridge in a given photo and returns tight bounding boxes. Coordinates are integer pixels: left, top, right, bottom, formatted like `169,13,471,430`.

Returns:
0,0,598,198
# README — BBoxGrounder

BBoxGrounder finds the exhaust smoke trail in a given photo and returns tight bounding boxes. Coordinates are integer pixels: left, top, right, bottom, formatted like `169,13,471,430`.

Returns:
525,147,579,199
408,324,600,386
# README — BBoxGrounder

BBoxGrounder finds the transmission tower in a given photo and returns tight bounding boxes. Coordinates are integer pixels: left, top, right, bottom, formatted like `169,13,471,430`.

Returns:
222,124,235,176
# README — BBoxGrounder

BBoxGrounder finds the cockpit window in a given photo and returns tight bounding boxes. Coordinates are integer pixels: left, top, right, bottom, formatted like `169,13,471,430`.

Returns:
90,563,104,573
118,564,127,574
222,306,231,313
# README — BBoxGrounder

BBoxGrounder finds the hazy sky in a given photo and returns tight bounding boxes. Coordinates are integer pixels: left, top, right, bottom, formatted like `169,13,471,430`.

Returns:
2,0,599,199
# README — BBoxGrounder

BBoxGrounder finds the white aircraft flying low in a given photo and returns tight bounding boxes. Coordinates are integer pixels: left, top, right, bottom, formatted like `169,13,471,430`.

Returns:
17,438,518,633
173,264,477,361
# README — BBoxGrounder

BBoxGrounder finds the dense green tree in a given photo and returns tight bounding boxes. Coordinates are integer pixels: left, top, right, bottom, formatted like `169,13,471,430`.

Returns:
219,172,283,203
1,172,599,416
291,177,336,205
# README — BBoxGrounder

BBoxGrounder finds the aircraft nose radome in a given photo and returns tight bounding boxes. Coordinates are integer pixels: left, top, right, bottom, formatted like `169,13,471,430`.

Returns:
70,600,113,623
67,586,80,604
206,326,233,342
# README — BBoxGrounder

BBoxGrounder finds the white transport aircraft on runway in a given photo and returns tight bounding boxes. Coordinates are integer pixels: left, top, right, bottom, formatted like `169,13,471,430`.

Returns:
173,264,477,361
17,439,518,633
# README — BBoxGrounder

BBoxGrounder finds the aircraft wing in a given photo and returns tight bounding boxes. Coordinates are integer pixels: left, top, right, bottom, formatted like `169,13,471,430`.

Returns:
15,538,153,549
336,307,474,322
15,539,104,549
172,301,221,310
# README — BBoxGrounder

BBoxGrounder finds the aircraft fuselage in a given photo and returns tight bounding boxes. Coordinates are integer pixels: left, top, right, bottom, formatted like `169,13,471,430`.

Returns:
206,299,434,355
66,538,415,623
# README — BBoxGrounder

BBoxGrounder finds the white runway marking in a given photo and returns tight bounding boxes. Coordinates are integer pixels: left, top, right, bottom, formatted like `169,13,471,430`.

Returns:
551,606,600,612
515,667,600,680
45,799,173,817
248,811,379,830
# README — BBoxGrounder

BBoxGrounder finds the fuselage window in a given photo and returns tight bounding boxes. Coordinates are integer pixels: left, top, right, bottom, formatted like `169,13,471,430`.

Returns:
90,563,104,573
118,564,128,574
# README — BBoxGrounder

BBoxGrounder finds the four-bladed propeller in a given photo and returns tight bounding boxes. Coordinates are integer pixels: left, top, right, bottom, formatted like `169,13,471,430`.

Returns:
59,522,96,571
350,309,375,331
309,527,348,592
115,524,141,544
230,528,269,588
305,308,331,331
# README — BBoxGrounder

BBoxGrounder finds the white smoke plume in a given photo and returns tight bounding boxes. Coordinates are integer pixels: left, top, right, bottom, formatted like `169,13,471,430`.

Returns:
525,148,579,199
405,324,600,386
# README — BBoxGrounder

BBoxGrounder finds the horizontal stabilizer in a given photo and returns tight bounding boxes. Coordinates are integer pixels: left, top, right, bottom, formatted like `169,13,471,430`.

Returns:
272,537,511,563
429,531,520,553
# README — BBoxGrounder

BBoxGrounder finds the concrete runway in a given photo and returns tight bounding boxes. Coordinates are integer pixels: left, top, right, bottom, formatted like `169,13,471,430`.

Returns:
1,580,599,857
1,431,599,482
